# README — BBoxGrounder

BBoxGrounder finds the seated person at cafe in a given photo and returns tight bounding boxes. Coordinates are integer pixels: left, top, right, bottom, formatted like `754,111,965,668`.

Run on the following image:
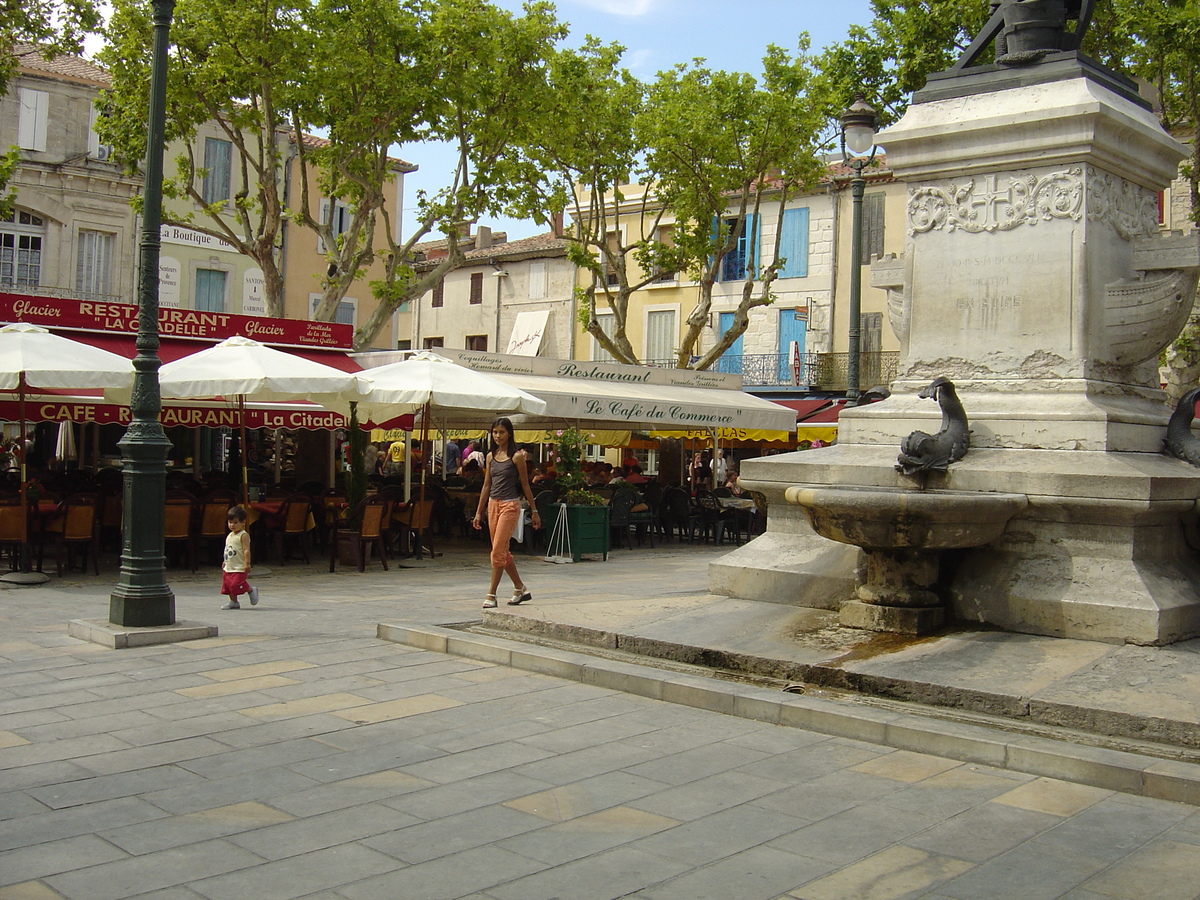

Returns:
724,466,745,496
461,458,485,486
587,462,613,486
624,464,648,485
531,461,557,485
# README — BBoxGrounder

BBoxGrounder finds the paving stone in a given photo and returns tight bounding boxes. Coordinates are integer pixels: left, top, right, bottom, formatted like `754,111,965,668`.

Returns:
0,833,128,885
485,844,691,900
904,800,1063,863
629,769,792,822
225,802,422,861
786,844,976,900
385,770,557,821
935,842,1111,900
188,843,402,900
631,802,808,868
623,740,773,786
267,771,434,818
140,767,323,816
637,844,837,900
1031,793,1191,861
338,844,546,900
26,765,206,811
766,800,941,866
398,740,557,785
363,803,548,863
101,801,295,855
1079,839,1200,900
991,777,1113,818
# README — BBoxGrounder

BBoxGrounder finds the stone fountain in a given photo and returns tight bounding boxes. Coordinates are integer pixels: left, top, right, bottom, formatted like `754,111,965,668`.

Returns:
714,4,1200,645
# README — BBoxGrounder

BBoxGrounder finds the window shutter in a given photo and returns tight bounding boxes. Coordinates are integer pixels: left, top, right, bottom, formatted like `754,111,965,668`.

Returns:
778,207,809,278
861,192,885,265
746,213,759,276
18,89,48,152
317,198,330,253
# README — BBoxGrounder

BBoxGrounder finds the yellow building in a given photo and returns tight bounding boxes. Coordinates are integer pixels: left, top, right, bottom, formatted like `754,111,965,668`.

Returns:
570,166,906,395
281,134,415,350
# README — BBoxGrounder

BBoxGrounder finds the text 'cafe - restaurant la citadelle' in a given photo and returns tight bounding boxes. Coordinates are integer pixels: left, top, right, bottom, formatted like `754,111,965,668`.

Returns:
0,291,408,485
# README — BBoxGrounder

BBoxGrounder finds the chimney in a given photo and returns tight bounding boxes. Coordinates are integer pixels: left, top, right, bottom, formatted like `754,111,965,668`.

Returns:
550,211,564,236
475,225,493,250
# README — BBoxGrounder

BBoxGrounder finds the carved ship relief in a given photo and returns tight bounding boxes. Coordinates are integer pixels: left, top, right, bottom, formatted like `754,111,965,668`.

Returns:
1105,232,1200,366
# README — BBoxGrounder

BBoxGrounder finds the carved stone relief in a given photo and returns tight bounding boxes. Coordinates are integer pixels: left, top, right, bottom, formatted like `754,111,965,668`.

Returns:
907,168,1083,235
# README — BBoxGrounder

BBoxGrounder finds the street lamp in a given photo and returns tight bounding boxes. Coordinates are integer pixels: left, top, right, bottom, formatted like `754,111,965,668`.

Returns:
841,95,878,407
109,0,175,627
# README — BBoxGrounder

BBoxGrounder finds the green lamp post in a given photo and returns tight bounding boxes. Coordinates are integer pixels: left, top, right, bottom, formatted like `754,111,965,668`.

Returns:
841,96,878,408
109,0,176,626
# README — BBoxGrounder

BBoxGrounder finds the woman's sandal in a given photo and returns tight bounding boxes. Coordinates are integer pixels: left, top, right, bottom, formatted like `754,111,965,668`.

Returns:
508,587,532,605
482,594,498,608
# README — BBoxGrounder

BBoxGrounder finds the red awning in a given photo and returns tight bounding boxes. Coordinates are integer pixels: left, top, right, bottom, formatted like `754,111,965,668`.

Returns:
773,398,847,424
68,331,364,373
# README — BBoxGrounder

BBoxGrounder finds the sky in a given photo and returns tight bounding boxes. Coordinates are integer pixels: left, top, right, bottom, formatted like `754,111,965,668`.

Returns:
398,0,875,242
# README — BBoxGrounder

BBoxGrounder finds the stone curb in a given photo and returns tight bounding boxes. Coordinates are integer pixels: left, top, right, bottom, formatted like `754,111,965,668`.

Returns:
475,612,1200,750
377,620,1200,807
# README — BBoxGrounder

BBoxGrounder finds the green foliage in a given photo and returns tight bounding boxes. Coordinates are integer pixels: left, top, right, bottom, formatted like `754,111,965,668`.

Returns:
0,1,102,96
562,488,605,507
550,426,591,495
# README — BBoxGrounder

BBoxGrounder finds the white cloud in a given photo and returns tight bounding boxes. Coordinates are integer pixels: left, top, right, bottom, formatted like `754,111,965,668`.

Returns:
569,0,660,16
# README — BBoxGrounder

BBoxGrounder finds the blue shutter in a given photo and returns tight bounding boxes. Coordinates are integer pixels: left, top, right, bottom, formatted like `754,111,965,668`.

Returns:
746,213,759,276
778,207,809,278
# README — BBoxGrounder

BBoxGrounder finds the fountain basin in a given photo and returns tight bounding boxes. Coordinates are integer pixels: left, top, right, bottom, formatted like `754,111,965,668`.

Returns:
785,486,1028,552
784,485,1028,633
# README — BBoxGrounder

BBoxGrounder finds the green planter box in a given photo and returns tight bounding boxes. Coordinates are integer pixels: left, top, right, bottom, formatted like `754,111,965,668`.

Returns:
548,503,609,562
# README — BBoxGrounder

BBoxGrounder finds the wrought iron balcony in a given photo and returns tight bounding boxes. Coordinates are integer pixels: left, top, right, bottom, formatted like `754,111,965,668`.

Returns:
641,351,899,390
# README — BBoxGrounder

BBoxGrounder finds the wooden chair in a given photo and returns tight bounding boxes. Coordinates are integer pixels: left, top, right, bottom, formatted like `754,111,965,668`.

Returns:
48,494,100,576
0,495,25,570
163,491,197,571
271,493,312,564
330,495,389,572
99,491,122,551
197,490,237,565
394,499,439,558
317,488,349,550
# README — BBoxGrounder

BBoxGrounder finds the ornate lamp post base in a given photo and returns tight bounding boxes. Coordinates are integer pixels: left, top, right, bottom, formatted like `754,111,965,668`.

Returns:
109,424,174,626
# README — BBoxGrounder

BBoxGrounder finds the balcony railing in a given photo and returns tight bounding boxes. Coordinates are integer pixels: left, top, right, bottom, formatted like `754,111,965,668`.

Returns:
642,351,899,390
0,281,126,305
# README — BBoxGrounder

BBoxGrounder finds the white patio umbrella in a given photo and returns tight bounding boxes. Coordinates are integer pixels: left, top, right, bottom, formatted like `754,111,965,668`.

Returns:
153,336,364,503
353,351,547,509
0,322,134,503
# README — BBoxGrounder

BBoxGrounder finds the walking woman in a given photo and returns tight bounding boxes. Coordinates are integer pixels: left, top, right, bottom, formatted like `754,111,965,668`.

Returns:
472,417,541,608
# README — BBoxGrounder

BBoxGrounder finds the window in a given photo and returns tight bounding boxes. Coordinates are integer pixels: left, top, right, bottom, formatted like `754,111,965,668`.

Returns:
18,89,48,152
592,313,616,362
528,260,546,299
603,232,620,287
201,137,232,205
652,225,675,283
777,207,810,278
1158,190,1168,227
645,309,676,362
0,211,44,286
88,105,112,161
76,230,114,296
431,280,444,308
860,312,882,353
859,192,885,265
310,294,355,326
194,268,227,312
317,198,351,252
466,335,488,352
469,272,484,304
719,215,758,282
424,336,444,349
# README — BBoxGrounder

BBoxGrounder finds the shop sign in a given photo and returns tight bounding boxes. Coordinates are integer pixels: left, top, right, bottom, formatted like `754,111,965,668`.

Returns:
0,292,353,350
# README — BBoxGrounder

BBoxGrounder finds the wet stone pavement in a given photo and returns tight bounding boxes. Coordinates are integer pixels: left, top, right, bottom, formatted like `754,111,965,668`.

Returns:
2,538,1200,899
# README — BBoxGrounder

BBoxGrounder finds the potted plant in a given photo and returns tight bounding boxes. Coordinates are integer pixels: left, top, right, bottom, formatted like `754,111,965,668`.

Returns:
545,427,609,562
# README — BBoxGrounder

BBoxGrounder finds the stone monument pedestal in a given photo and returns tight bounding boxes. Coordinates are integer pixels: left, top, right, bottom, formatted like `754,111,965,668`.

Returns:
718,56,1200,646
